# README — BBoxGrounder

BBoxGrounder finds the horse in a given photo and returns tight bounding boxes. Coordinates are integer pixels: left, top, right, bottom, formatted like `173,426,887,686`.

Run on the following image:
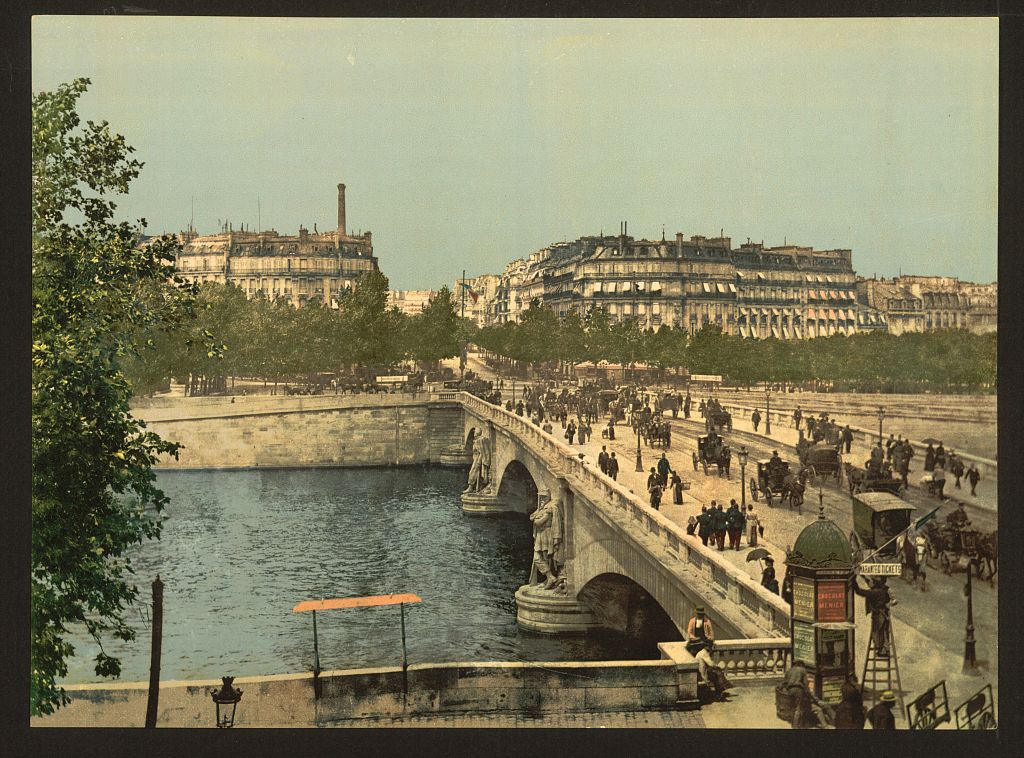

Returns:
976,530,998,584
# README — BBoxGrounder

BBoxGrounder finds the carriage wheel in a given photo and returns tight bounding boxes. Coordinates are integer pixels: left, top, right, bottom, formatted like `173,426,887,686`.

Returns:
849,532,864,564
692,452,698,472
749,478,758,502
939,552,952,575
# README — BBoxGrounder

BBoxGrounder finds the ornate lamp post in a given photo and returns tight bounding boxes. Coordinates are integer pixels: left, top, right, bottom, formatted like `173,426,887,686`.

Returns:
876,406,886,446
635,419,644,472
764,387,772,436
210,676,243,728
738,446,749,507
963,557,979,672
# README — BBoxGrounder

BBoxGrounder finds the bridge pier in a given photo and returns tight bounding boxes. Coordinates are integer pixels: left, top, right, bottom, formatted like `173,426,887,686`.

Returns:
514,584,602,634
460,489,532,515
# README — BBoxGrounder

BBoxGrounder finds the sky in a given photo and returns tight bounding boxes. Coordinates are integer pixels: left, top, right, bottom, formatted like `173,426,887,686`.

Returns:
32,17,998,289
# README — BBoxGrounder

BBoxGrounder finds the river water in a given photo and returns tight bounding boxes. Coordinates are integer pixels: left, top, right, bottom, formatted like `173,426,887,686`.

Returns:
63,467,650,684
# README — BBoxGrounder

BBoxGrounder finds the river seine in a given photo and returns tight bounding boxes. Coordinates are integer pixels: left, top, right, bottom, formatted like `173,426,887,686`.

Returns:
63,467,649,683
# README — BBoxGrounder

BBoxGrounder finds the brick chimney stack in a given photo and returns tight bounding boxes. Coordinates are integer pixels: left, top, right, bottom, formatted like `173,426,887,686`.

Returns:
337,183,346,236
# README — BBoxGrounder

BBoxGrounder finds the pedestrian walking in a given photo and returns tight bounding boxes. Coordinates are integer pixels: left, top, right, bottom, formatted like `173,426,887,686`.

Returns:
833,677,866,730
761,556,778,594
713,502,728,551
657,452,673,486
751,408,762,433
924,443,935,474
648,479,663,511
885,434,895,460
867,691,897,730
935,442,947,470
843,425,854,454
793,406,802,429
686,514,698,536
932,462,946,499
967,463,980,496
671,471,684,505
746,504,760,547
607,452,619,481
565,420,576,445
697,505,711,545
598,445,609,475
726,500,746,550
950,453,965,488
784,660,826,729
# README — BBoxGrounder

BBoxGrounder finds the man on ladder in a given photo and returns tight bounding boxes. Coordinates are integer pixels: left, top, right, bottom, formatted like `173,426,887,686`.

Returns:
853,575,903,721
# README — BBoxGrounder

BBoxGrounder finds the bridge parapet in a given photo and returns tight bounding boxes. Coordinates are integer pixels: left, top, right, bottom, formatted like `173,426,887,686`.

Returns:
457,393,791,639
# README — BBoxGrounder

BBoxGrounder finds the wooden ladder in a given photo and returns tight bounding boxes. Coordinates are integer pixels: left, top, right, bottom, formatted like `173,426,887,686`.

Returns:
861,622,905,722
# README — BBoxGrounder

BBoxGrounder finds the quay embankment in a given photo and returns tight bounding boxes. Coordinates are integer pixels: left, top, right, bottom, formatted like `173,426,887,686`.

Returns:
32,656,702,728
133,391,465,470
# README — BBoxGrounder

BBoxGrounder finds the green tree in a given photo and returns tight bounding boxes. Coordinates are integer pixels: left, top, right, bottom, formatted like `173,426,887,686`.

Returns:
32,79,197,715
407,286,460,364
337,270,405,368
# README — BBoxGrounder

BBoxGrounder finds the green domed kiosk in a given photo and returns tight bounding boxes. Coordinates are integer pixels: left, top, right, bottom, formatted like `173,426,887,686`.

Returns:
785,504,856,705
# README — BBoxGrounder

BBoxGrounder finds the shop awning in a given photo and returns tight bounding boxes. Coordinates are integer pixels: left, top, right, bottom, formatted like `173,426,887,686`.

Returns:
830,290,840,299
783,326,792,339
728,283,737,293
807,308,817,319
702,282,712,293
716,282,727,293
756,272,766,280
739,325,750,338
771,325,781,338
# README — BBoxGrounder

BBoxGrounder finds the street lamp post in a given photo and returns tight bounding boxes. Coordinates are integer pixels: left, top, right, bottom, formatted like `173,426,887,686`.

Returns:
876,406,886,446
738,446,749,507
764,387,772,436
210,676,243,728
635,420,644,472
963,558,978,672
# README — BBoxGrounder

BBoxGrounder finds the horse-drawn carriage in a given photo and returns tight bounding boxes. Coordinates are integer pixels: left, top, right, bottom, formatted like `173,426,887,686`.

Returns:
749,458,807,509
849,492,916,563
693,432,731,477
844,461,903,496
797,440,843,484
703,400,732,433
921,521,997,583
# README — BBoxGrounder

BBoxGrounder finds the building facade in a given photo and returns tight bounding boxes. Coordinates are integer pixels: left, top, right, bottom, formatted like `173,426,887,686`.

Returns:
173,183,379,308
482,225,859,339
857,275,995,334
388,290,437,316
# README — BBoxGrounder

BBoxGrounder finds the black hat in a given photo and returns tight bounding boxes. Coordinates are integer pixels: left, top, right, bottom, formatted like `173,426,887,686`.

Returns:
695,606,705,614
765,556,774,563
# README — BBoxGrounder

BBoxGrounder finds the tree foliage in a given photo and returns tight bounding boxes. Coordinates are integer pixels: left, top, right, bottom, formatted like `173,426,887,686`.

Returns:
32,79,198,715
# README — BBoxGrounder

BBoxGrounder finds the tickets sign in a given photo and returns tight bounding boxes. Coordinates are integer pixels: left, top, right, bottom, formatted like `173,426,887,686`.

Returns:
856,562,903,576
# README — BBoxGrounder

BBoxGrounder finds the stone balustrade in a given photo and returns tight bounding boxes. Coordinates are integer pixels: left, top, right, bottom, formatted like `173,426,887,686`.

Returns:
719,400,997,483
457,393,792,637
710,638,791,680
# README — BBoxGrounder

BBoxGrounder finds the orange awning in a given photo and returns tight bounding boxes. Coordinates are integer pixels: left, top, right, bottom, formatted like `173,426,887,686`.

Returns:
293,594,422,613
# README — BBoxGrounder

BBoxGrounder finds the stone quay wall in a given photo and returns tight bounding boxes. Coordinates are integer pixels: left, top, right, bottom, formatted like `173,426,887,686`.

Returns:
33,659,697,727
134,394,465,470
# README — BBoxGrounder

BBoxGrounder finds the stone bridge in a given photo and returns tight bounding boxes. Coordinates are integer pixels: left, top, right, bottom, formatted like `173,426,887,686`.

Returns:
449,392,790,643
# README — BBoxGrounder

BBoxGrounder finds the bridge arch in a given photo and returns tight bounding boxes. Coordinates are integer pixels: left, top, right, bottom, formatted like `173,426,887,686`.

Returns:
495,459,539,511
577,572,684,654
465,426,476,454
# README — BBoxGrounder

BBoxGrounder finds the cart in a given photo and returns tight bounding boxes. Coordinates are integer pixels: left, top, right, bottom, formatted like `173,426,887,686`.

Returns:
849,492,916,563
693,433,731,477
798,441,843,484
751,459,804,509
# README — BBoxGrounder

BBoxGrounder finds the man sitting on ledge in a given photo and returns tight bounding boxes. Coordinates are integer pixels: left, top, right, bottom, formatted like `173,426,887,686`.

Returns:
686,607,730,701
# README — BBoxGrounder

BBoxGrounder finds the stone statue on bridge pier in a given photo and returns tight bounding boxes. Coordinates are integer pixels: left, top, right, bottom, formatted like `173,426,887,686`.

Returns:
464,429,493,494
529,490,564,591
